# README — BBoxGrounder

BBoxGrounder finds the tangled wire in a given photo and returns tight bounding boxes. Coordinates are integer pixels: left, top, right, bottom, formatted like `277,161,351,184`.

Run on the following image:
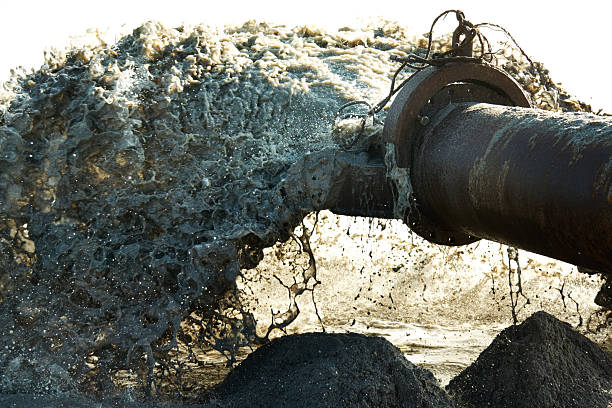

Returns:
335,9,536,133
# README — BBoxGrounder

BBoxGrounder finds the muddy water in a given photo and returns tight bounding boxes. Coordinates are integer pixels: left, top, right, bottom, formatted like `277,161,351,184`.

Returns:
237,211,606,387
347,320,500,386
110,210,606,393
279,318,501,387
0,18,609,404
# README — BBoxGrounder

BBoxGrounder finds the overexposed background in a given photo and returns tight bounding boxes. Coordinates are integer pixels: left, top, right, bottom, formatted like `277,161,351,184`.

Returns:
1,0,610,112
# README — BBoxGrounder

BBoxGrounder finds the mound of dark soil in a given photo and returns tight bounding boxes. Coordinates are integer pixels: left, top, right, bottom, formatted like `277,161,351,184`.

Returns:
208,332,455,408
447,311,612,408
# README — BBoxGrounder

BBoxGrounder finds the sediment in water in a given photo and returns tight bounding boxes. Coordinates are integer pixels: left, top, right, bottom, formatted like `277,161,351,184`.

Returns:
0,16,603,402
0,19,416,396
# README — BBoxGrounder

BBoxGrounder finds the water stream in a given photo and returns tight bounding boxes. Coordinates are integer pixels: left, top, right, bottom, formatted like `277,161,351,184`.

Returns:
0,19,608,404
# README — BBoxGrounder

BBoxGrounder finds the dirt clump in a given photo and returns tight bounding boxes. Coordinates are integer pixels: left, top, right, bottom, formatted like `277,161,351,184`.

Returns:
208,332,455,408
447,311,612,408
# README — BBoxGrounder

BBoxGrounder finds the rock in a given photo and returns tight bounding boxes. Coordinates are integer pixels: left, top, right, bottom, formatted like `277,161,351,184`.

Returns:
446,311,612,408
208,332,455,408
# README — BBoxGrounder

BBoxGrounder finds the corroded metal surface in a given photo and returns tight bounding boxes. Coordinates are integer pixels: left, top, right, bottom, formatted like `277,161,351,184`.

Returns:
383,62,531,168
411,102,612,273
381,62,531,245
378,61,611,274
322,150,395,219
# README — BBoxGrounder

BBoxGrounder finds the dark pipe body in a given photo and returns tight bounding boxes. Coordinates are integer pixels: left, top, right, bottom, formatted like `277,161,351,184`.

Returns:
411,102,612,273
321,149,395,219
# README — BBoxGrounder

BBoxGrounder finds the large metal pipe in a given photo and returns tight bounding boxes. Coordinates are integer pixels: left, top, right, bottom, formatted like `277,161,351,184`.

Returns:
324,62,611,274
410,102,612,273
323,149,395,219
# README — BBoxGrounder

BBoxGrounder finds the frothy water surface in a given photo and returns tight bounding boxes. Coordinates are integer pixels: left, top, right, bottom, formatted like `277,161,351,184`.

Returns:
0,19,608,402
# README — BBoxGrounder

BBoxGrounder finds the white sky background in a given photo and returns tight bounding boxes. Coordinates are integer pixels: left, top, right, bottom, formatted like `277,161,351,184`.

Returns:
0,0,610,112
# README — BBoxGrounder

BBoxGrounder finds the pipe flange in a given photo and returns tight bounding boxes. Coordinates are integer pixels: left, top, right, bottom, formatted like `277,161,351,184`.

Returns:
383,62,531,245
